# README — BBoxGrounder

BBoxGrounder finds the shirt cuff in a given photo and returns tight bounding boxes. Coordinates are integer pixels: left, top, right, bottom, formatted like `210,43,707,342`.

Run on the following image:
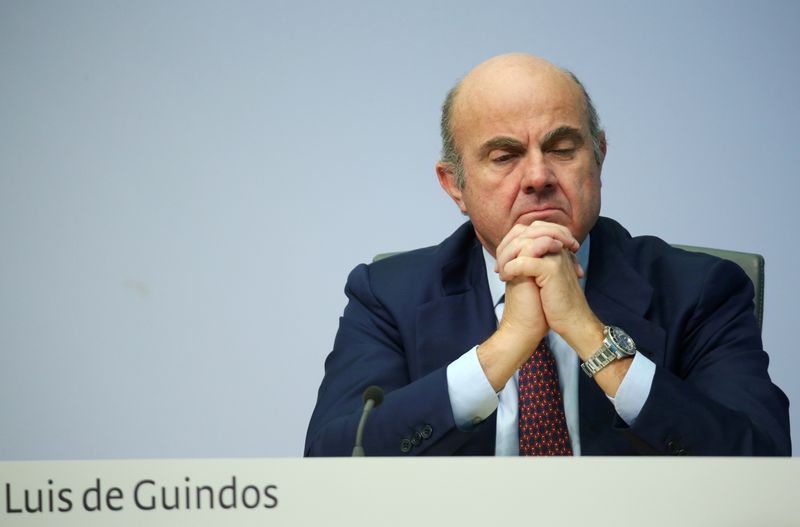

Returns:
608,352,656,426
446,346,499,430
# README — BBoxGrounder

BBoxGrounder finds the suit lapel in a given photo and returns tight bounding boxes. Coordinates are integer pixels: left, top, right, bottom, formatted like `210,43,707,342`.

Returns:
415,230,498,451
415,233,496,371
580,218,667,454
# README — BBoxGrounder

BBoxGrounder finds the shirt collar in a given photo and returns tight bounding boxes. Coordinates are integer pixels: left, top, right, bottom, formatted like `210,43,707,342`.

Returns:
482,234,591,307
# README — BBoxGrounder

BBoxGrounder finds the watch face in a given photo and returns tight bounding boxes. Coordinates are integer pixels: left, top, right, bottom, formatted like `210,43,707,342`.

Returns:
609,326,636,354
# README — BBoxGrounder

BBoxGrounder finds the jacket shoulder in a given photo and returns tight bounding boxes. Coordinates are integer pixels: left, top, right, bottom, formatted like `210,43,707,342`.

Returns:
591,217,756,325
365,221,479,288
594,216,737,276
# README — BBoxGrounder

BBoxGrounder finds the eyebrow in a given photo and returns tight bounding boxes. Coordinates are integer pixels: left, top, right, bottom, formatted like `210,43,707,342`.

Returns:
478,136,526,159
478,126,585,159
540,126,585,149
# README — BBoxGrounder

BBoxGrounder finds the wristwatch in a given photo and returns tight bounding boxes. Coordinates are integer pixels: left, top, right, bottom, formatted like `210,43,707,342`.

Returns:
580,326,637,377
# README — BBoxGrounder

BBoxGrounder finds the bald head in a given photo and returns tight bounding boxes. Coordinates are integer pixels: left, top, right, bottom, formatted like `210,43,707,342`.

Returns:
459,54,572,107
440,53,604,188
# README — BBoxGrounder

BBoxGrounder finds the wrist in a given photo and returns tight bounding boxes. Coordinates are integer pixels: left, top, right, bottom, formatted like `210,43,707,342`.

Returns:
478,326,545,392
563,314,605,361
496,318,546,351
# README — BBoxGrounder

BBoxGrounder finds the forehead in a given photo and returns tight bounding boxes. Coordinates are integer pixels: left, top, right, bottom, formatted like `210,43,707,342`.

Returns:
452,66,587,151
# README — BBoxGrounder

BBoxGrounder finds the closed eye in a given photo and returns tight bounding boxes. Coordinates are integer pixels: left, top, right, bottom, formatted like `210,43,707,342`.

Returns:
549,148,576,157
491,152,519,163
541,126,584,159
480,136,526,163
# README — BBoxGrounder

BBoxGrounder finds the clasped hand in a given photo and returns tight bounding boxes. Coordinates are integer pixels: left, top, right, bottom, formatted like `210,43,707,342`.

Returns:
493,221,597,352
477,221,608,391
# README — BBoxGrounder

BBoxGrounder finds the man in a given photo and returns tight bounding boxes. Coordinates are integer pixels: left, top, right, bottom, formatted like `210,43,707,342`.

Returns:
305,53,790,456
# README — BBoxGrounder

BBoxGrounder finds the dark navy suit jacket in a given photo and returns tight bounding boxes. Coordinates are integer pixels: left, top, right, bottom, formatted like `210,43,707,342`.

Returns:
305,217,790,456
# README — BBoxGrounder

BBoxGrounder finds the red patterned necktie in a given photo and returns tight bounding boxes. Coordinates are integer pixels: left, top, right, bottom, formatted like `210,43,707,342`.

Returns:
518,338,573,456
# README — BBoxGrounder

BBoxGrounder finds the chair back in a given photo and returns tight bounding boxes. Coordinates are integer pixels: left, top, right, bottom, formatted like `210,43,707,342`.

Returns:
672,244,764,330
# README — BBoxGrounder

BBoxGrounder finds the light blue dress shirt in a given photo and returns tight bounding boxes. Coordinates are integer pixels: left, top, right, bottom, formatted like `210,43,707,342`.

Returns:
445,235,656,455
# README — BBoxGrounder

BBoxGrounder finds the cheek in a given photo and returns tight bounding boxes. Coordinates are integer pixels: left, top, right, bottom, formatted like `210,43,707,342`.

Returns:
573,172,602,218
466,174,515,210
462,185,515,240
561,167,594,204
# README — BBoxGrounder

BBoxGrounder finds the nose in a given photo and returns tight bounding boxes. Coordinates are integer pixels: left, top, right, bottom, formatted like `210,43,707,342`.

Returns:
521,155,556,194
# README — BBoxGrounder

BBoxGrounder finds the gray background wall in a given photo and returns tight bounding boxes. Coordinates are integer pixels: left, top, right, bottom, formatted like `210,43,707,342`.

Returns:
1,0,797,459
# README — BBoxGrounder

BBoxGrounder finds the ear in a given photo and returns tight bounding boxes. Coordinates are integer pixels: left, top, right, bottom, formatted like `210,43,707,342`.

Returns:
436,161,468,214
598,131,608,166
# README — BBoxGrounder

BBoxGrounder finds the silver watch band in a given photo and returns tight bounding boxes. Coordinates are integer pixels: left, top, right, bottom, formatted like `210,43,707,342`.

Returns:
580,326,637,378
580,345,617,377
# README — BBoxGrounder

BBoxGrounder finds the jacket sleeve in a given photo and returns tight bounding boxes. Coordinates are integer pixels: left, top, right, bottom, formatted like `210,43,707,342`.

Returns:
304,263,482,456
622,259,791,455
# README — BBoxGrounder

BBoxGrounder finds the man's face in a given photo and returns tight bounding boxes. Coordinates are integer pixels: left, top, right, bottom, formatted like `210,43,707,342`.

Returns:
438,59,604,256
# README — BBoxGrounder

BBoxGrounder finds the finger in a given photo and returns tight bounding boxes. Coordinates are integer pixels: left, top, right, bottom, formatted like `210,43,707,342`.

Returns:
569,251,585,279
497,236,562,276
502,254,547,281
527,221,580,252
502,249,581,282
495,224,528,271
497,237,563,280
574,262,585,279
496,221,580,262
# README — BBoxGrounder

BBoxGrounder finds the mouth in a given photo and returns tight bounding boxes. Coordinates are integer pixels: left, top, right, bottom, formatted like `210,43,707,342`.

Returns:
517,207,566,223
